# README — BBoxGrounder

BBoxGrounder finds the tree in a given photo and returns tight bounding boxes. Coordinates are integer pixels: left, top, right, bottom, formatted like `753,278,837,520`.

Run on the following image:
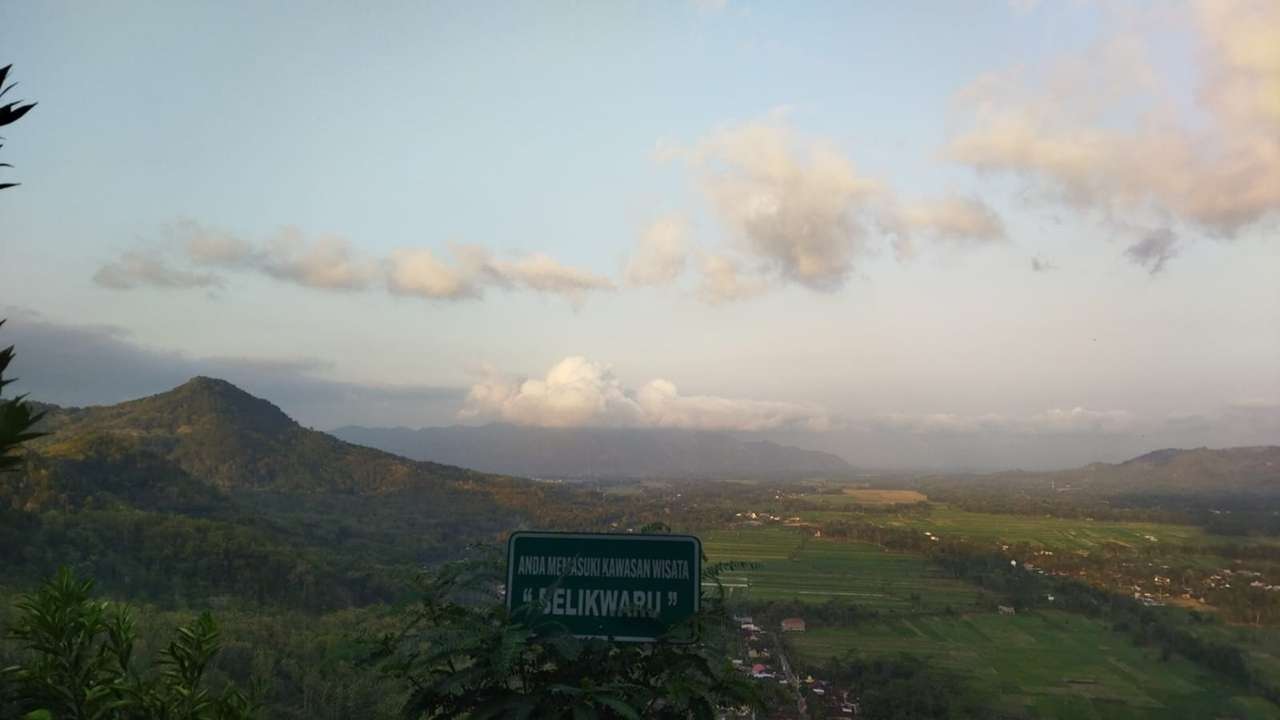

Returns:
1,568,260,720
1,319,46,472
374,550,761,719
1,64,37,190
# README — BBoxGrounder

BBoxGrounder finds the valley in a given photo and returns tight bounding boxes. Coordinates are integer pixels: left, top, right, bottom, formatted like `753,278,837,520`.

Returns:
4,379,1280,718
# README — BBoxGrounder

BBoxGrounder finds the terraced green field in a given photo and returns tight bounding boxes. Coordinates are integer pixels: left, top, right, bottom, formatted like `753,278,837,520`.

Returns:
799,489,927,507
700,527,987,610
789,610,1280,720
799,504,1221,551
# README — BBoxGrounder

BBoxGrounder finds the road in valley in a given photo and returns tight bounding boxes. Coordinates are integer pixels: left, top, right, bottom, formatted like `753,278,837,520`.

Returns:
765,630,806,718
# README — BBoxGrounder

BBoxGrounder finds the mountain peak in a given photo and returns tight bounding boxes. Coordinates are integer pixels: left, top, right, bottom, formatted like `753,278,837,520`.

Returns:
1121,448,1189,466
180,375,243,391
140,376,296,435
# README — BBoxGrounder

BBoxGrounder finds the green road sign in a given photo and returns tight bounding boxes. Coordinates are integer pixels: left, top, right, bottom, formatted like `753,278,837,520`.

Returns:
506,531,702,642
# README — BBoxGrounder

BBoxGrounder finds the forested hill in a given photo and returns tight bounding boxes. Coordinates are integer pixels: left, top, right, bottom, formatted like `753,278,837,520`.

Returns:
1108,446,1280,493
332,423,852,479
1034,446,1279,496
0,377,582,609
24,376,496,494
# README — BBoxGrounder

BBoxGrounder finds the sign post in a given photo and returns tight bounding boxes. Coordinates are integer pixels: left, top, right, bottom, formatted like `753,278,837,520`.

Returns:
506,531,702,642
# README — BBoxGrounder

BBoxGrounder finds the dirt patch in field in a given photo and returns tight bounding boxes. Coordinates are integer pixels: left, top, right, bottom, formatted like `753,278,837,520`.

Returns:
840,489,927,505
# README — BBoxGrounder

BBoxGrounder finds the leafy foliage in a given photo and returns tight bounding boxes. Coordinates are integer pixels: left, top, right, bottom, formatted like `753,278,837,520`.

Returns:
374,550,761,719
816,653,987,720
1,568,259,719
1,320,47,472
0,65,37,190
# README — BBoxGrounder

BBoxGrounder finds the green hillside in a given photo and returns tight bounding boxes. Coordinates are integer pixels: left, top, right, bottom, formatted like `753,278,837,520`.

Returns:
26,376,495,494
0,377,563,608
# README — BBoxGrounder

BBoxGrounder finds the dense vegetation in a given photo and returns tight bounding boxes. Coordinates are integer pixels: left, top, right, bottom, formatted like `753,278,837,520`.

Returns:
814,654,986,720
1,569,258,720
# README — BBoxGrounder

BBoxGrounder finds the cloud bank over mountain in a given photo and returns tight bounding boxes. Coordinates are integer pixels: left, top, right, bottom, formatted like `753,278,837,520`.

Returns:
460,356,831,432
5,309,1276,470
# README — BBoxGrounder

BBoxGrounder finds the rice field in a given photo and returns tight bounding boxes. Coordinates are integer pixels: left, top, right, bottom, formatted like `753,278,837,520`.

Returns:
800,489,928,506
700,527,987,610
789,610,1280,720
796,504,1231,551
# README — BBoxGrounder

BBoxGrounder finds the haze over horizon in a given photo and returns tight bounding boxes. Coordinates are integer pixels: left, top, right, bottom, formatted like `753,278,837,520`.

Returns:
3,1,1277,471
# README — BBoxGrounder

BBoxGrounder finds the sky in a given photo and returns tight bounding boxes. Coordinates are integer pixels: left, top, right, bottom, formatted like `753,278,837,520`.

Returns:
2,0,1277,470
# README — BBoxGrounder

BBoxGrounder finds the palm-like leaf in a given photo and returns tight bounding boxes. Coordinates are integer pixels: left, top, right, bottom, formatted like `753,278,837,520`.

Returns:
0,65,35,190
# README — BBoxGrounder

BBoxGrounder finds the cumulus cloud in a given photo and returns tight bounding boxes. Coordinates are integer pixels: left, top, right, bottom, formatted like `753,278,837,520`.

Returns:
461,356,831,432
487,253,616,303
386,247,482,300
384,245,614,305
256,228,379,290
947,0,1280,264
93,251,223,290
693,121,882,291
894,196,1007,245
667,118,1012,301
144,220,378,291
95,220,612,305
179,220,258,267
695,252,768,304
624,215,690,287
1124,228,1180,274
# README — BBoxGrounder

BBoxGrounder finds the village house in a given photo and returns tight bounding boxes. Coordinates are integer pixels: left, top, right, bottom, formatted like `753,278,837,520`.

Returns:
781,617,806,632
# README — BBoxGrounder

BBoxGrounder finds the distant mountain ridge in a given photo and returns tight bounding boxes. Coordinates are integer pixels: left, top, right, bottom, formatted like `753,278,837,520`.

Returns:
331,423,852,479
922,445,1280,498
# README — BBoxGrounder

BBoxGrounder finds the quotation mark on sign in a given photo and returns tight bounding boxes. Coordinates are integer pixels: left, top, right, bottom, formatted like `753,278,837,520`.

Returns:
522,588,534,603
667,591,678,606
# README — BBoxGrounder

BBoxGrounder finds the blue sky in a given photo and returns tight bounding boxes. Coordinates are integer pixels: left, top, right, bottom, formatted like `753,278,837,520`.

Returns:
2,1,1277,469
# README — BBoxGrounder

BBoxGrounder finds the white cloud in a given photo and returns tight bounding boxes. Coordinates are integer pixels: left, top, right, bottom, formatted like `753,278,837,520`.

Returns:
947,0,1280,259
93,251,223,290
461,356,831,431
624,215,690,287
385,245,614,304
669,118,1012,301
487,253,616,304
695,252,768,304
694,121,882,291
168,220,378,290
258,227,379,290
895,196,1007,245
385,247,480,300
178,220,257,267
96,220,612,304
